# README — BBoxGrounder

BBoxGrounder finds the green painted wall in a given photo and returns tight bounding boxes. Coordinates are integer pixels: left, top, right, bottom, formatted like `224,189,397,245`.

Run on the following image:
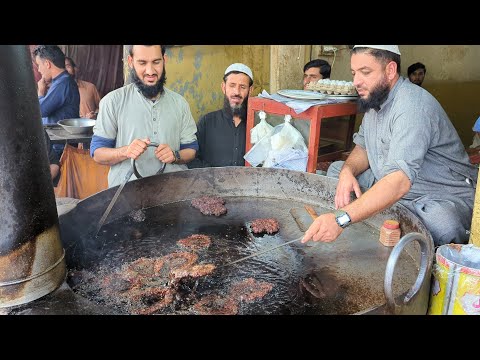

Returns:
123,45,270,123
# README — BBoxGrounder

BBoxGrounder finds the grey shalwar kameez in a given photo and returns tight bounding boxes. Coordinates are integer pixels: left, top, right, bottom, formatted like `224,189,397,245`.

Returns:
327,77,477,246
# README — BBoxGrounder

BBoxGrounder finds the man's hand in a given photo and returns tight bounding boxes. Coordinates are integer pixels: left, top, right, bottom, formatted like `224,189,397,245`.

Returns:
301,213,343,243
335,169,362,209
154,144,176,164
125,138,151,160
84,111,97,119
37,77,49,96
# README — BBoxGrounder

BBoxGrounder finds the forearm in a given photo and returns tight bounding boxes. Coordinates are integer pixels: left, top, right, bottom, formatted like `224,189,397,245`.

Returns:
343,170,411,223
341,145,370,177
176,148,196,164
93,146,129,166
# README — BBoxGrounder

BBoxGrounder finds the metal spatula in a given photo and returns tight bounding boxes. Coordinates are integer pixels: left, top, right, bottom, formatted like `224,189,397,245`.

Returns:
95,142,164,236
221,235,304,267
94,166,134,237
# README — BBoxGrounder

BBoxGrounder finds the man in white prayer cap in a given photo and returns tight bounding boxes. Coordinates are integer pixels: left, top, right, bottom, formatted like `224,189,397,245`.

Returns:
302,45,477,247
189,63,254,168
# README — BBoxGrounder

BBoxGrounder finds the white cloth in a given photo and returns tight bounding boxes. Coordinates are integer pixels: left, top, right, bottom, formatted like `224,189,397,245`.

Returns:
258,90,339,114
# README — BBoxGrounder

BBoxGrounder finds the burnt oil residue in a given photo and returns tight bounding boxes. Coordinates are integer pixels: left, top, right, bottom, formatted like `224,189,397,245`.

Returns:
67,197,419,315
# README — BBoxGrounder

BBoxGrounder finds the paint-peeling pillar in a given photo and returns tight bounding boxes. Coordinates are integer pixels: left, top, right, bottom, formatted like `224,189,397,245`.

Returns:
469,167,480,246
123,45,131,85
270,45,309,93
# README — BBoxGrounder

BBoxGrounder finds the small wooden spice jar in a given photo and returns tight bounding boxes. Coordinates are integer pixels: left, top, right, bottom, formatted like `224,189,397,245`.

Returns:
379,220,401,247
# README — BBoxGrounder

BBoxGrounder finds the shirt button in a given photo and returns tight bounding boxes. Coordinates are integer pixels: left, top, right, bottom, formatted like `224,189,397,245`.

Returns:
153,118,156,121
154,131,157,134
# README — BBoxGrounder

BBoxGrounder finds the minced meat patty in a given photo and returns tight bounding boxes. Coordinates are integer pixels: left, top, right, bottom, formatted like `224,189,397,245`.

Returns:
229,278,273,302
191,196,227,216
154,252,199,277
177,234,211,250
171,264,216,279
249,218,279,234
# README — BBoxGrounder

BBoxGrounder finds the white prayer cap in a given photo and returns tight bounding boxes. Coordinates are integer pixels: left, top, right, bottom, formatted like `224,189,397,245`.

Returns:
225,63,253,82
353,45,401,55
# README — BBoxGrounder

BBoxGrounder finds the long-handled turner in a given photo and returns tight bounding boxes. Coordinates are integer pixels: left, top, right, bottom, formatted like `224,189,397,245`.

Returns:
95,143,165,236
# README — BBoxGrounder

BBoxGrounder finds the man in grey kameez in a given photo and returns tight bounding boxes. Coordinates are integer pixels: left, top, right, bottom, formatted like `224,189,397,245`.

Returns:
90,45,198,188
302,45,477,247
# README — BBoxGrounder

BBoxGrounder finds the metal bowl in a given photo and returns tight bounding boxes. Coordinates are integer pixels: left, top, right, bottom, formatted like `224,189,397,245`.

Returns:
57,118,95,135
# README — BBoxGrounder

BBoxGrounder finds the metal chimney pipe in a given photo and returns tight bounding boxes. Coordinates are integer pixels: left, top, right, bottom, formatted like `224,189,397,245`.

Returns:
0,45,66,307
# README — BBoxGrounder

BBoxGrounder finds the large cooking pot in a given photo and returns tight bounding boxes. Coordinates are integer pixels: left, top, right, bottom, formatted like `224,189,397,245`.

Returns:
56,167,433,315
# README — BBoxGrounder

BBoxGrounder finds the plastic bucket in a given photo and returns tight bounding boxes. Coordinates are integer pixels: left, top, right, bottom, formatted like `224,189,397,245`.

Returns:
428,244,480,315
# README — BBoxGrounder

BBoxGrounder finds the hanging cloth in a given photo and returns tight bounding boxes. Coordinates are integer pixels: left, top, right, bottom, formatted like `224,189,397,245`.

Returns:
54,144,110,199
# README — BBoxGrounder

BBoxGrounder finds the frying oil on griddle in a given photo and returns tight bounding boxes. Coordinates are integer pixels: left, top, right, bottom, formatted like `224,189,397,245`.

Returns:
68,197,421,315
69,197,307,315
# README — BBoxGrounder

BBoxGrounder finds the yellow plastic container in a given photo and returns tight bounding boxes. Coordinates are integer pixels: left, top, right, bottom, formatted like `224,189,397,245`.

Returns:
428,244,480,315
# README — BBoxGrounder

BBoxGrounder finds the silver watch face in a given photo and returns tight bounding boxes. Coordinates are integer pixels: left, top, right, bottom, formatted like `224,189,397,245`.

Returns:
335,211,351,228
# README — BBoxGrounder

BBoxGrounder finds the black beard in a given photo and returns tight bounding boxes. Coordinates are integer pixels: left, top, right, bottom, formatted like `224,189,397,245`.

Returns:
129,66,167,98
357,78,390,112
223,94,248,120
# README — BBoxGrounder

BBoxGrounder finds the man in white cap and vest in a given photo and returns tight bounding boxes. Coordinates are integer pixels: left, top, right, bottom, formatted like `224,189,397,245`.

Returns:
189,63,254,168
302,45,477,247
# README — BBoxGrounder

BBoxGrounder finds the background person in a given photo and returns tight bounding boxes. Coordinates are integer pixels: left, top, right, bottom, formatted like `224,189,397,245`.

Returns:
65,56,101,119
33,45,80,125
407,62,426,87
188,63,253,168
33,45,80,159
303,59,331,90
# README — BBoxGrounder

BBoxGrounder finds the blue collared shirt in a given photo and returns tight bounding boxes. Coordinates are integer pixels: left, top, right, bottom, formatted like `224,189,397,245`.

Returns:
39,71,80,124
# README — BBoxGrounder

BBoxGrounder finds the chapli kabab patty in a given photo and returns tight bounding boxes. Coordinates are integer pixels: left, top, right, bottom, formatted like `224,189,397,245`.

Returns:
249,218,279,234
191,196,227,216
177,234,211,250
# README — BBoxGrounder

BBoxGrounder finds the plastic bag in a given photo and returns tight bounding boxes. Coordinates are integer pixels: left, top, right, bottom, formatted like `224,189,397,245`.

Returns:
263,147,308,171
250,111,274,144
244,127,274,167
263,115,308,171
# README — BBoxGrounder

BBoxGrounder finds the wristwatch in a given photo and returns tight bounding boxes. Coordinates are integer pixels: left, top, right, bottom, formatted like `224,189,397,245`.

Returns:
173,150,181,164
334,210,351,229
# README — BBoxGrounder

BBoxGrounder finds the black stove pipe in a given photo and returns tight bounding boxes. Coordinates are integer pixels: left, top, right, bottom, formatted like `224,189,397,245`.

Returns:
0,45,65,307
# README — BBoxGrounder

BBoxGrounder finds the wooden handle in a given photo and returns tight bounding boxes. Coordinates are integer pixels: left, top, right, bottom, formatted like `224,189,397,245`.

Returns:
304,205,318,220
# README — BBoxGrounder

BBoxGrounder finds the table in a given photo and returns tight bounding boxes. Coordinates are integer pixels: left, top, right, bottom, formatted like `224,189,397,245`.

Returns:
246,97,358,173
44,125,93,145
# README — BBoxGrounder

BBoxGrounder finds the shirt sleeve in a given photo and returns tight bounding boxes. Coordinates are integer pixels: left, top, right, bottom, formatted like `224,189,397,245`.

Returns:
191,115,209,167
352,121,366,150
180,141,199,151
179,97,198,147
90,134,116,157
382,107,432,184
39,81,67,118
93,94,118,140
